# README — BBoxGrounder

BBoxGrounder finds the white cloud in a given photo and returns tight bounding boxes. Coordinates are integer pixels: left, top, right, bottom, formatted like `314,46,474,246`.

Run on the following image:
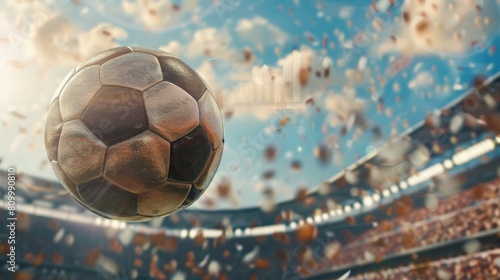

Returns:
31,14,127,70
1,0,127,71
324,90,365,125
76,23,128,60
162,27,255,65
196,61,222,95
339,6,355,19
31,14,79,69
186,27,234,58
236,16,289,45
159,40,181,56
408,71,433,89
122,0,199,32
377,0,500,56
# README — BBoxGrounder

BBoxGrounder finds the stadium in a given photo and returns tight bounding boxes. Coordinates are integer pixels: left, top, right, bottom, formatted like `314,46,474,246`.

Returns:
1,0,500,279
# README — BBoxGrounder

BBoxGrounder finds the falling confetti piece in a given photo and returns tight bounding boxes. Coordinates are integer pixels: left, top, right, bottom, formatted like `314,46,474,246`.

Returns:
9,109,26,119
295,223,317,244
279,117,291,127
264,145,277,160
242,246,259,264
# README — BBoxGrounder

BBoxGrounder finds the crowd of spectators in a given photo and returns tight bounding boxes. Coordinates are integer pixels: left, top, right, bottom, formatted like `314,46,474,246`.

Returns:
320,179,500,270
2,180,500,279
350,248,500,280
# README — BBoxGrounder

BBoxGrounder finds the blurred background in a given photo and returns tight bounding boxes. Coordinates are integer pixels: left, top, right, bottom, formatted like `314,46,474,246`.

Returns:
1,0,500,279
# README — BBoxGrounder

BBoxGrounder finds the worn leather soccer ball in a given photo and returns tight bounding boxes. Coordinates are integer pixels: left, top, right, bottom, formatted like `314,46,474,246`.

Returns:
45,46,224,221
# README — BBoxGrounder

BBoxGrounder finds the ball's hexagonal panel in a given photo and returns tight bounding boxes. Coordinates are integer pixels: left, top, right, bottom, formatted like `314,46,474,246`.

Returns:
59,65,101,121
76,46,131,72
81,86,148,145
58,120,107,184
198,91,224,149
137,181,191,217
81,207,147,222
105,131,171,194
101,52,163,91
144,82,199,142
45,100,64,161
180,186,201,208
127,46,174,57
169,127,212,183
157,56,205,100
51,161,83,204
194,144,224,190
51,68,75,105
77,178,137,218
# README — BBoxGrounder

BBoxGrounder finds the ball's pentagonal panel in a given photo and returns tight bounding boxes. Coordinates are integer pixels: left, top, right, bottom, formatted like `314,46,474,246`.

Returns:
58,120,107,184
77,178,137,217
81,86,148,145
105,131,171,194
51,68,75,105
76,46,131,72
169,127,212,182
128,46,174,57
45,101,64,161
180,186,201,208
137,181,191,217
198,91,224,149
59,65,101,121
51,161,83,204
144,82,199,142
194,144,224,190
157,56,205,100
101,52,163,91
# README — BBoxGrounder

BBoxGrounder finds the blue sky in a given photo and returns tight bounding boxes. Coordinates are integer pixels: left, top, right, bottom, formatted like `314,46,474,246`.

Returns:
0,0,499,209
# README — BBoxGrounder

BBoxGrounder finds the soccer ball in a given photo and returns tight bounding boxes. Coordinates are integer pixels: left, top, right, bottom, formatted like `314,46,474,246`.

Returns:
44,46,224,221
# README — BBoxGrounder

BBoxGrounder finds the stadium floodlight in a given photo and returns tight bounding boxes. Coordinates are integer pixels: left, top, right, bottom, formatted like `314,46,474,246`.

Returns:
400,181,408,190
344,205,352,213
353,202,361,210
407,163,445,186
189,229,200,239
246,224,287,236
314,214,322,223
179,229,189,239
244,228,252,235
110,220,120,229
363,196,374,207
202,229,224,239
322,212,330,221
336,209,343,216
103,219,111,227
443,159,454,169
373,193,381,202
382,189,391,197
306,217,314,224
452,139,495,165
234,229,243,236
290,222,298,229
496,136,500,144
390,185,399,194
